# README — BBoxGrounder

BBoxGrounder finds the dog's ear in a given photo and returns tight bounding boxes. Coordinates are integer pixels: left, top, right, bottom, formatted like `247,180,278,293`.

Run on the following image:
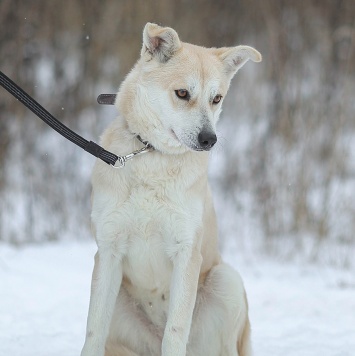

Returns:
141,23,182,62
216,45,262,75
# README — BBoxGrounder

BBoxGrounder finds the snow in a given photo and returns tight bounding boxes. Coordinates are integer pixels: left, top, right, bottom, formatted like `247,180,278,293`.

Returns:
0,242,354,356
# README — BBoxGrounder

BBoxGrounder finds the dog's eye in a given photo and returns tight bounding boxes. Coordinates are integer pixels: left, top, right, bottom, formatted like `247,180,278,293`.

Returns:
212,94,222,104
175,89,190,100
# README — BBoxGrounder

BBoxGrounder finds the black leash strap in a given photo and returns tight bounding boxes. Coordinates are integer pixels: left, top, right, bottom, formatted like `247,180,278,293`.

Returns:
0,70,119,166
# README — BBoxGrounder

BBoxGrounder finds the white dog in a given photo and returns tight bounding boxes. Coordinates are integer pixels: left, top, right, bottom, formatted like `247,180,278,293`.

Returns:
81,23,261,356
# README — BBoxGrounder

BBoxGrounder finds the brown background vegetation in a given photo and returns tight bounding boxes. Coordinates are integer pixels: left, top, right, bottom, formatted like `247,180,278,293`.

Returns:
1,0,354,264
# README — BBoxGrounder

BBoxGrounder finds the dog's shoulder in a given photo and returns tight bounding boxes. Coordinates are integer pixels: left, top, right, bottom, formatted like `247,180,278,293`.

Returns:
100,117,134,154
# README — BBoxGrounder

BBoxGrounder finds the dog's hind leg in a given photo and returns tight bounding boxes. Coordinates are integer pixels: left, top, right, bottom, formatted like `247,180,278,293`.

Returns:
187,263,252,356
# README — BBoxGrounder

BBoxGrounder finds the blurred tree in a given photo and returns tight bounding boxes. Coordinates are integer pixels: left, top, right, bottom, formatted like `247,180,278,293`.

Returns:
0,0,354,266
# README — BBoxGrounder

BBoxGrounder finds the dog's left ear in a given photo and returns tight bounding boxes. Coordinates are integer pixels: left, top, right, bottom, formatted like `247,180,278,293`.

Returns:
216,45,262,75
141,23,182,62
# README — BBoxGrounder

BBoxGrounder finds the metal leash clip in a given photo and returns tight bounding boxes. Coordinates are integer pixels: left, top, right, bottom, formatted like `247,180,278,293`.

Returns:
112,144,153,169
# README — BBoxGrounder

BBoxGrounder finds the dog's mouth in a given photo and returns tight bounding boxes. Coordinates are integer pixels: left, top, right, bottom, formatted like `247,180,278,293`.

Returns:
170,129,216,152
170,129,179,142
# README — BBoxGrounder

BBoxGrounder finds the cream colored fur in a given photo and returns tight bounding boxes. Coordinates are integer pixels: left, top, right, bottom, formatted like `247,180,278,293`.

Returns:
81,23,261,356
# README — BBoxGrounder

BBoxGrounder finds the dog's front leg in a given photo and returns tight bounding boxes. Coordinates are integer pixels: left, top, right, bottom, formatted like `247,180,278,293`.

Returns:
81,247,123,356
162,244,202,356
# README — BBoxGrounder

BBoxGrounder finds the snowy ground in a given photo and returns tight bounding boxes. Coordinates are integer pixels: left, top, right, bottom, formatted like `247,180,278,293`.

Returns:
0,241,354,356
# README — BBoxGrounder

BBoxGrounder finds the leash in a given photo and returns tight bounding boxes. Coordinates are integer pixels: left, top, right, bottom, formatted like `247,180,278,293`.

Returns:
0,71,153,168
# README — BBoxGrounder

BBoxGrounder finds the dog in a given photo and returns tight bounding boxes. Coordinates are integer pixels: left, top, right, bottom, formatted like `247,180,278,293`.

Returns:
81,23,261,356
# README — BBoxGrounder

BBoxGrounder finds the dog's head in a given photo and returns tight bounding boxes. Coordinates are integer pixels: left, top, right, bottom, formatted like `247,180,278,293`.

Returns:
117,23,261,154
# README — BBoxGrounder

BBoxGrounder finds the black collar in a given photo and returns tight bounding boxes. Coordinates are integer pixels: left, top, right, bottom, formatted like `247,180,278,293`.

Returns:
136,135,154,150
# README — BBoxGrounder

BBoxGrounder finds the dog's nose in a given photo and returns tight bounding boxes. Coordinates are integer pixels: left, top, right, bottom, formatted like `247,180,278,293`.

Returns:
198,131,217,150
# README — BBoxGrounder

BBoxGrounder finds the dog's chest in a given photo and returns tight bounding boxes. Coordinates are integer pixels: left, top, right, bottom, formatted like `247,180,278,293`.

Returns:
93,155,206,322
120,181,190,291
123,216,173,293
119,183,184,325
